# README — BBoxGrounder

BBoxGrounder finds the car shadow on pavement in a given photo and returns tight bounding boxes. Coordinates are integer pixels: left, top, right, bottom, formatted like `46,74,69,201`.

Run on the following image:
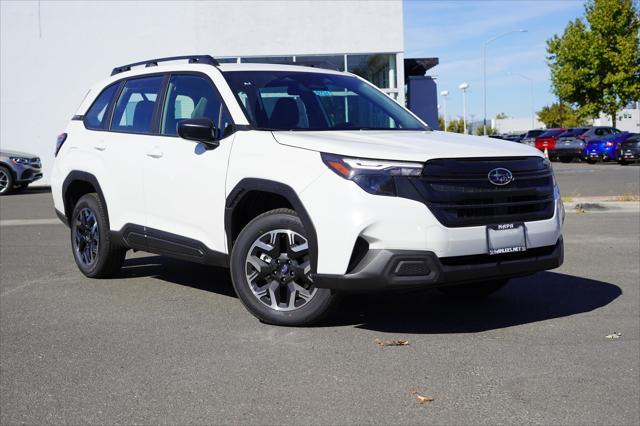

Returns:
116,257,621,333
323,271,622,333
119,255,237,298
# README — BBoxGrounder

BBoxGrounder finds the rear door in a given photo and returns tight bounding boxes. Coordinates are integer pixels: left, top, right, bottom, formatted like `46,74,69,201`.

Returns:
105,75,165,230
143,72,235,256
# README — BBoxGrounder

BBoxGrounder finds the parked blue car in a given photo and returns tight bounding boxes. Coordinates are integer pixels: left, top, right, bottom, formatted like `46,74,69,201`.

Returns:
583,132,633,163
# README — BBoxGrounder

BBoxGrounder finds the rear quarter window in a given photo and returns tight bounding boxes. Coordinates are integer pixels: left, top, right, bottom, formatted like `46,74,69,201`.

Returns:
84,83,119,129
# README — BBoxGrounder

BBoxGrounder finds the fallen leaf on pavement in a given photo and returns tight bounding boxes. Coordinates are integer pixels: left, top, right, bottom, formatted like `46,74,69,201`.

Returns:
411,391,434,403
375,338,409,347
605,332,622,339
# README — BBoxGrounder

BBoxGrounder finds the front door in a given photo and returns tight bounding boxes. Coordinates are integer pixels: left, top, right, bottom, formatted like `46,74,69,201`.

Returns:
143,73,234,256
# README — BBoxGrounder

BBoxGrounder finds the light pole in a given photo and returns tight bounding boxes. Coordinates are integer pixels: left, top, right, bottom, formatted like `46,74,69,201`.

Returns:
483,29,527,135
440,90,449,131
459,83,469,134
509,72,535,129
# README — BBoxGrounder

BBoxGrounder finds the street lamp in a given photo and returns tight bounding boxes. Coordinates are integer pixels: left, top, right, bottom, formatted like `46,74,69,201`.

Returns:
440,90,449,131
459,83,469,134
483,29,527,135
509,72,535,129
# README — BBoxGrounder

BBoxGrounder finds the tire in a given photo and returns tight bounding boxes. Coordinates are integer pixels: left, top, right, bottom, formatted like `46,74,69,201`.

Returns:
618,160,628,166
438,278,509,298
70,193,126,278
0,166,14,195
559,157,572,163
230,208,336,326
586,159,597,164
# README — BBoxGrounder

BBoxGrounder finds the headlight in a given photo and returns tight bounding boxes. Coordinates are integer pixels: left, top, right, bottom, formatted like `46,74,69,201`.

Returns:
321,153,423,196
10,157,30,165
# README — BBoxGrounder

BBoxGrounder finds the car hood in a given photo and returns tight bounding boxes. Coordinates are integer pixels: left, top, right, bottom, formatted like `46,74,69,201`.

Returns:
271,130,542,162
0,150,38,158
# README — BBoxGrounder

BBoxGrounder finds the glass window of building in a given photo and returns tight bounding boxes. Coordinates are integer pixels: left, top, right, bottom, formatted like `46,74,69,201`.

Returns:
347,54,396,89
294,55,345,71
241,56,294,64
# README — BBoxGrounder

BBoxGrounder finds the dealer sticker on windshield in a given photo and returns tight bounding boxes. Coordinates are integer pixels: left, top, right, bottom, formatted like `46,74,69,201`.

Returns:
486,223,527,255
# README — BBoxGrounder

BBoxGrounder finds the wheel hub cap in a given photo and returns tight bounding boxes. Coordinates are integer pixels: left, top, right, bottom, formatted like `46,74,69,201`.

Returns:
73,207,99,266
245,229,316,312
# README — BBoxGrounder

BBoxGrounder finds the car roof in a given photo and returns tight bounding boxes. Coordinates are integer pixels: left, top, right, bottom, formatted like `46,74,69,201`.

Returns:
217,63,345,75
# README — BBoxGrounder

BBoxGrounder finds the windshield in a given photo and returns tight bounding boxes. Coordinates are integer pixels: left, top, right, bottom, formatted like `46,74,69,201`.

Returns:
559,128,589,137
539,129,565,138
223,71,426,131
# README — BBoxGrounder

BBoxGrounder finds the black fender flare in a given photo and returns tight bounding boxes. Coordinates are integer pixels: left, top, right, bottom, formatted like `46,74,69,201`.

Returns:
62,171,110,227
225,178,319,274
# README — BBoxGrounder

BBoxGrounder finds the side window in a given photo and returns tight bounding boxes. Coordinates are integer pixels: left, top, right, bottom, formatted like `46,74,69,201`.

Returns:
161,74,232,136
111,76,163,133
595,128,605,136
84,83,118,129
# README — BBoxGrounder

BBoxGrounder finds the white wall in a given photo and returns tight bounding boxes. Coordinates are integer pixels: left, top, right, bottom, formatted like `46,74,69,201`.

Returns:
493,117,545,134
0,0,403,184
592,108,640,133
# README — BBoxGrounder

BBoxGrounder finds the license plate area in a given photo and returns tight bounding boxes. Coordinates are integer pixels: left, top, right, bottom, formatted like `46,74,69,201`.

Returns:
486,223,527,255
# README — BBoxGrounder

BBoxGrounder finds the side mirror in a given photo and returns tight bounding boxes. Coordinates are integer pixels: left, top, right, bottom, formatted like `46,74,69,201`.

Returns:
177,118,220,149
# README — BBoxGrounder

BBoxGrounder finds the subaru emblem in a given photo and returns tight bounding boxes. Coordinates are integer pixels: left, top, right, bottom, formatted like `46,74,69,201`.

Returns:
488,168,513,186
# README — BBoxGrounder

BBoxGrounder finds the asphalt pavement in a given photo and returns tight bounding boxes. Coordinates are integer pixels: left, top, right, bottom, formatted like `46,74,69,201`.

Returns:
1,163,639,425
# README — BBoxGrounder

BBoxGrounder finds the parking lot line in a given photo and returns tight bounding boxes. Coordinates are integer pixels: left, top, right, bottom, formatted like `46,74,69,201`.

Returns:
0,218,61,227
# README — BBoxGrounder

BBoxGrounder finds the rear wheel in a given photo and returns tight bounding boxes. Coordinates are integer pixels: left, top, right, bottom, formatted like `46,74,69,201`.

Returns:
586,158,597,164
438,278,509,298
0,166,14,195
70,193,126,278
230,208,335,326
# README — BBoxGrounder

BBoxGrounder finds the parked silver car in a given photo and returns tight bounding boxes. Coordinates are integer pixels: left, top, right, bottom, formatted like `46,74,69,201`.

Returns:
0,150,43,195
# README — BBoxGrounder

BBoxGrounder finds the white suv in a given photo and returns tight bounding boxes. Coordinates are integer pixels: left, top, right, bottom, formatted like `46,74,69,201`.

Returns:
52,55,564,326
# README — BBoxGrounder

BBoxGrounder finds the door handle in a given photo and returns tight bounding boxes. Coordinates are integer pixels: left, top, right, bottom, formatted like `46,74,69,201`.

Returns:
93,143,107,151
146,149,163,159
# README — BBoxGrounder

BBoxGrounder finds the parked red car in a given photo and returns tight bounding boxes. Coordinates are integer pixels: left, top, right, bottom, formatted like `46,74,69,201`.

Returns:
534,128,567,159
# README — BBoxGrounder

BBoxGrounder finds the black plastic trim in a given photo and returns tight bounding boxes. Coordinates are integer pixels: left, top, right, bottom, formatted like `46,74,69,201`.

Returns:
225,178,318,273
311,238,563,292
71,115,84,121
111,55,219,76
55,208,69,227
111,223,228,267
61,171,109,227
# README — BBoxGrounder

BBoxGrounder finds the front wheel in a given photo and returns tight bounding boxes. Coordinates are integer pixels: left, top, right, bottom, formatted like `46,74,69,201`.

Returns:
438,279,509,298
230,209,335,326
70,193,126,278
0,166,14,195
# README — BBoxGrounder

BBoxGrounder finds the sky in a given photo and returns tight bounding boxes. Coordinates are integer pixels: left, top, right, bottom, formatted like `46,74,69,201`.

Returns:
403,0,585,122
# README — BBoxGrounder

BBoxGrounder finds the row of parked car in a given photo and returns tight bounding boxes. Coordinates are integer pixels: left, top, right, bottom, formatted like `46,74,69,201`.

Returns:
492,127,640,165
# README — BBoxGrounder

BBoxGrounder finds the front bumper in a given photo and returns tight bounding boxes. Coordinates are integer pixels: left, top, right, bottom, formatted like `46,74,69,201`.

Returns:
312,238,563,291
13,162,43,183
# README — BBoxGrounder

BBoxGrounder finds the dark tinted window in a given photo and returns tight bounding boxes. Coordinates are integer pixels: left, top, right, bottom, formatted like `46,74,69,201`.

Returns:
525,130,545,138
111,76,163,133
559,128,589,137
84,83,119,129
161,74,232,136
538,129,565,138
223,71,424,131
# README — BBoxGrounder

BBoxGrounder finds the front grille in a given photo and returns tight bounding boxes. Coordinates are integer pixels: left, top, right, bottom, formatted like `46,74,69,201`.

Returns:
413,157,555,227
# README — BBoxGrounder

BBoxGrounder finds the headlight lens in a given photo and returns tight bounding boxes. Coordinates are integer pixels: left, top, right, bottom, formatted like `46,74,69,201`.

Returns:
321,153,423,196
10,157,30,165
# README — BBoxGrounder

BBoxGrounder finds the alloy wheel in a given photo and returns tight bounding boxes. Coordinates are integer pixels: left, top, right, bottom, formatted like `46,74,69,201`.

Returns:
73,207,100,266
245,229,316,311
0,169,8,194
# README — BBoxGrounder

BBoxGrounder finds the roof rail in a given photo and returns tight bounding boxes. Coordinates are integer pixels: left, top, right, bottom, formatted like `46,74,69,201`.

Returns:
110,55,219,76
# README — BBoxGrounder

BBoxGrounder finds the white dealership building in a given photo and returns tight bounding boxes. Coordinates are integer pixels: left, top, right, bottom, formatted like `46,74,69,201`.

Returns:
1,1,407,184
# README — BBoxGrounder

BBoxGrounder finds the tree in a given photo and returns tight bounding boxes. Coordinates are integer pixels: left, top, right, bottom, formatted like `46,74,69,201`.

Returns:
495,112,508,120
546,0,640,127
537,102,588,128
438,115,445,131
476,126,497,136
